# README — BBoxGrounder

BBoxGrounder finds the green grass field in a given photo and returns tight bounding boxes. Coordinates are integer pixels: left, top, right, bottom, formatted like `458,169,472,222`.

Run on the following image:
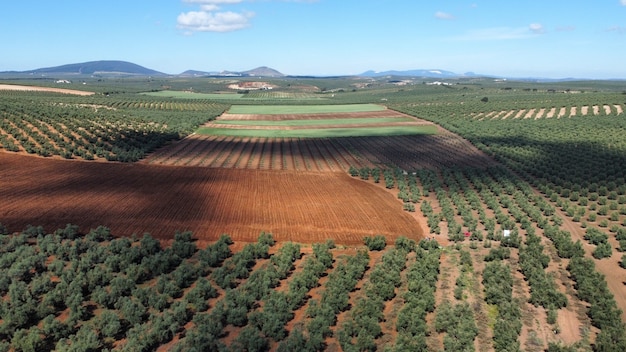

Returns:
195,125,438,138
227,104,386,114
214,117,415,126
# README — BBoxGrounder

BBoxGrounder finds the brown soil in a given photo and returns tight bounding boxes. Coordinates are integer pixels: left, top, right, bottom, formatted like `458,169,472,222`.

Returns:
144,133,494,172
0,151,423,246
0,84,95,96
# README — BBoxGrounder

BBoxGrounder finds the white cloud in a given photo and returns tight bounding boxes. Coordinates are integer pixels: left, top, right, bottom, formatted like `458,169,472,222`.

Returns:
529,23,545,34
177,10,254,32
435,11,455,20
178,0,316,33
621,0,626,6
200,5,220,11
178,0,252,33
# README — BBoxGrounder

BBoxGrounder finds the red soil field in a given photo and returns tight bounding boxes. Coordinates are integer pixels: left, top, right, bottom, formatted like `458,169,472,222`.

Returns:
0,152,423,245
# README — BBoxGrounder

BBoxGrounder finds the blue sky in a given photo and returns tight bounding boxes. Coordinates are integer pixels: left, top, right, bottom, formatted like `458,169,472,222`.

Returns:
2,0,626,78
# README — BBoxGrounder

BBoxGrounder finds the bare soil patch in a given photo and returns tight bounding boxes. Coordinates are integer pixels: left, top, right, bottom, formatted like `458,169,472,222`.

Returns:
478,105,623,120
535,108,546,119
502,110,515,119
0,152,422,246
0,84,95,96
227,81,277,90
581,106,589,115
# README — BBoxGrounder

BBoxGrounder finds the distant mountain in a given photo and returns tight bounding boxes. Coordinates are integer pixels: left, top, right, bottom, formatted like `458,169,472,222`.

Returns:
242,66,284,77
19,60,165,76
179,70,215,77
12,61,609,81
1,61,287,78
360,69,462,78
180,66,285,78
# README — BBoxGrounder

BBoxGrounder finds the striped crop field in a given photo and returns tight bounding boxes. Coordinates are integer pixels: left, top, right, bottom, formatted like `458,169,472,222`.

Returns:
195,125,438,138
226,104,387,114
211,116,416,126
143,129,492,171
144,104,493,170
198,104,437,138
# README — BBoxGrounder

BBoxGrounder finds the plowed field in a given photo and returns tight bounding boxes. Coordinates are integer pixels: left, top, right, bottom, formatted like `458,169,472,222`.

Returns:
144,125,494,171
0,152,422,245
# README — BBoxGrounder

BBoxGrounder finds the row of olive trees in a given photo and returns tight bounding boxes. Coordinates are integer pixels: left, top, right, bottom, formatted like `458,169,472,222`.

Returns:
519,232,568,311
567,257,626,350
0,93,228,162
393,243,441,350
276,248,370,351
482,260,522,351
127,232,277,351
338,237,415,351
0,224,208,351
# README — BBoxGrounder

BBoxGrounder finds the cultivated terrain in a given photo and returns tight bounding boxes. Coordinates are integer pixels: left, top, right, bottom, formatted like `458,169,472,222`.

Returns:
1,74,625,351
